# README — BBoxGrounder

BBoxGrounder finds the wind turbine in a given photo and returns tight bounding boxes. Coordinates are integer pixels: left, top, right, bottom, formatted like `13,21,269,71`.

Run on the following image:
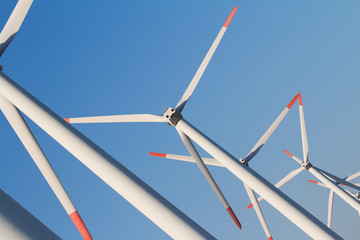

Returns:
0,1,92,239
64,6,341,239
0,2,217,239
247,93,360,217
67,6,242,230
149,93,300,239
284,92,360,216
308,170,360,228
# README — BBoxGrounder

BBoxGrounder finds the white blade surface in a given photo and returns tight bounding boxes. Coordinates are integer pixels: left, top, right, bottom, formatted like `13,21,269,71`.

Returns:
176,129,241,229
298,92,309,162
345,171,360,182
175,6,237,112
149,152,222,167
316,167,360,192
65,114,166,124
0,94,92,239
283,149,303,164
0,0,33,57
244,184,272,239
244,94,299,163
247,167,304,208
328,190,334,228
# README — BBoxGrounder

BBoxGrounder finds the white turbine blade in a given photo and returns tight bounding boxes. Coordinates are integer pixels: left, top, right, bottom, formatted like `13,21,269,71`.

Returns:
345,171,360,182
283,149,303,164
148,152,223,167
175,6,238,112
65,114,166,124
315,167,360,192
0,0,33,57
0,94,92,239
328,190,334,228
308,179,329,189
298,92,309,162
176,129,242,229
244,94,299,163
247,167,304,209
244,184,272,239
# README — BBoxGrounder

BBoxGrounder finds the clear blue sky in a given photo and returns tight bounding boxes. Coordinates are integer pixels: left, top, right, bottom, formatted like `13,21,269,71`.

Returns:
0,1,359,239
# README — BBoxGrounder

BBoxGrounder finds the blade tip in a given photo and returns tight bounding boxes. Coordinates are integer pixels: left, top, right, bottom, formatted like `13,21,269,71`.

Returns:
69,211,92,240
268,237,273,240
308,180,318,184
226,207,242,230
298,91,303,106
223,6,238,28
286,94,299,109
148,152,166,158
246,203,253,209
64,118,70,123
283,149,293,157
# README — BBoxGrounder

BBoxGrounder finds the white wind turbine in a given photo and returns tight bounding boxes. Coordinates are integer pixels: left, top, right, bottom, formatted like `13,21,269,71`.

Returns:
64,6,341,240
0,1,215,239
247,92,360,227
308,170,360,228
0,1,92,239
148,93,300,240
68,6,242,230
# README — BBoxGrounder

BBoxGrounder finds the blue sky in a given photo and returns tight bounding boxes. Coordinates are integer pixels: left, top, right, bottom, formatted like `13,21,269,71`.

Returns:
0,1,359,239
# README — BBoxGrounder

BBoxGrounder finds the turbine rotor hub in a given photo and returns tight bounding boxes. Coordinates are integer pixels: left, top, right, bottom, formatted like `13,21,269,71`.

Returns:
164,107,182,126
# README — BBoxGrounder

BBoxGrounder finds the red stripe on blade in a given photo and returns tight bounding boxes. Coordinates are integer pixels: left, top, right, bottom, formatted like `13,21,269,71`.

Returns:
148,152,166,158
287,94,299,109
298,92,303,106
308,180,318,184
69,211,92,240
223,6,238,28
283,149,293,158
246,203,253,209
226,207,242,230
268,237,273,240
64,118,70,123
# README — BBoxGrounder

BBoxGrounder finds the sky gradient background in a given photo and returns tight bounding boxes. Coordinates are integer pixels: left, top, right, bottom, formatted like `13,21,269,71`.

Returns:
0,1,359,239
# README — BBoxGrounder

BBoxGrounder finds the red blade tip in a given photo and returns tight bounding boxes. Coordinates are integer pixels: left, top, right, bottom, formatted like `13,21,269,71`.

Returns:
69,211,92,240
226,207,242,229
287,94,299,109
223,6,238,28
298,91,303,106
308,180,318,184
268,237,273,240
148,152,166,158
246,203,253,209
283,149,293,157
64,118,70,123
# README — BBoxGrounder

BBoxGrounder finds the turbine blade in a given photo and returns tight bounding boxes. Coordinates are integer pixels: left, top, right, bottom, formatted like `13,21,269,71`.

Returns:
283,149,303,164
328,190,334,228
244,184,272,239
176,129,241,229
175,6,238,112
0,0,33,57
244,94,299,163
315,167,360,192
65,114,166,124
308,180,328,188
247,167,304,209
0,94,92,239
298,92,309,162
345,171,360,182
148,152,223,167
